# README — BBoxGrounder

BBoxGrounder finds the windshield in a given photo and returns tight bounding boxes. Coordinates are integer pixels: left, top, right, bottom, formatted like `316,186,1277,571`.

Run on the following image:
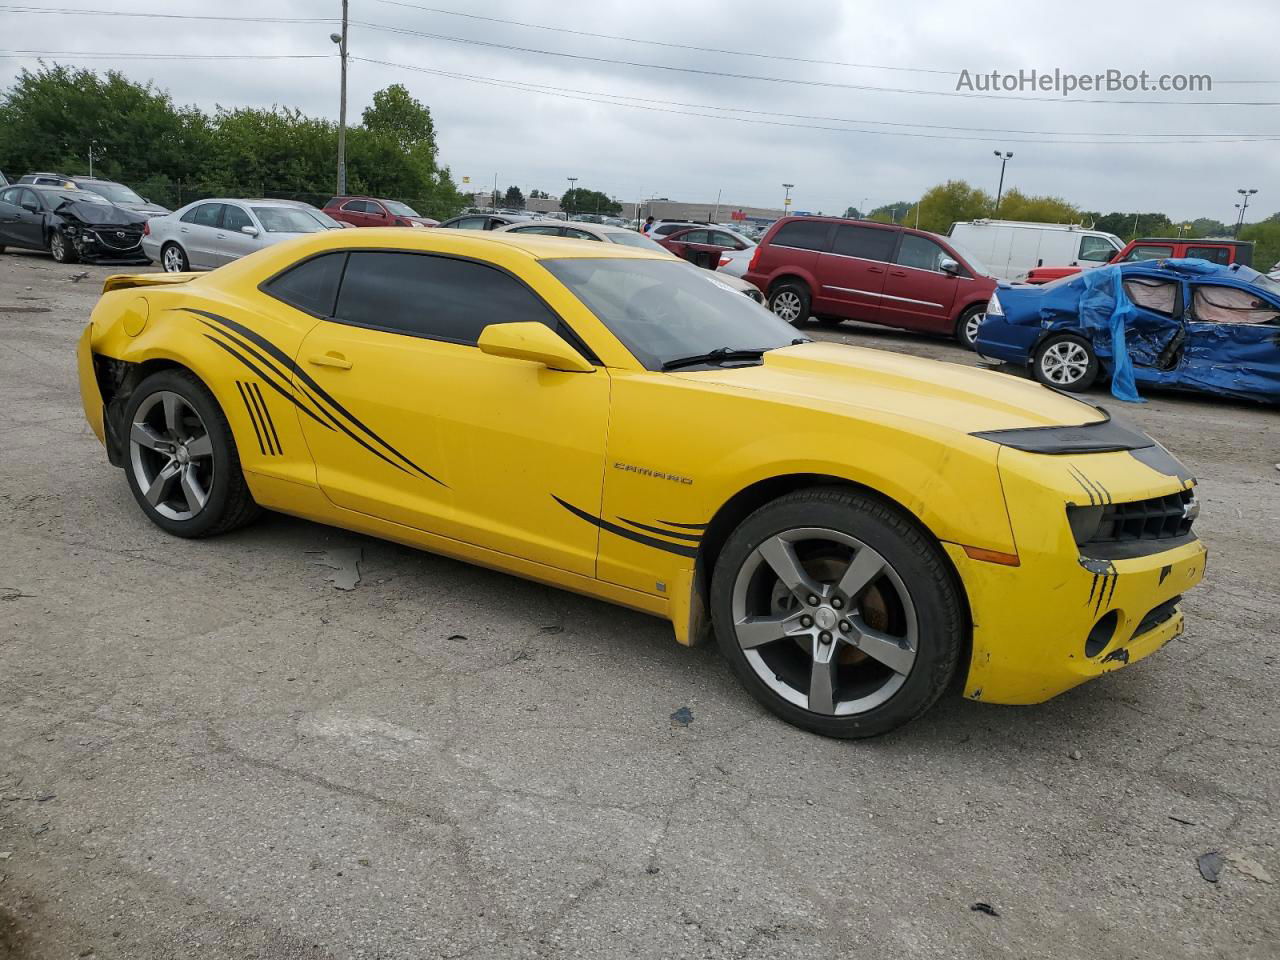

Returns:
1232,264,1280,297
604,230,673,254
79,181,145,204
945,237,992,278
383,200,420,217
51,190,109,206
251,206,328,234
304,208,345,230
542,258,797,371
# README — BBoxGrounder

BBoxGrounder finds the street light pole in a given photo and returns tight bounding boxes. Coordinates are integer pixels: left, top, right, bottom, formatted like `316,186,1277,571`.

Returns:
331,0,349,196
1234,188,1258,238
566,177,577,214
782,183,794,216
993,151,1012,215
88,139,98,177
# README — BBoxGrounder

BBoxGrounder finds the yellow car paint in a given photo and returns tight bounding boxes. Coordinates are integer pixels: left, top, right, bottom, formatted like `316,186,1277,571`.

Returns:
78,228,1206,708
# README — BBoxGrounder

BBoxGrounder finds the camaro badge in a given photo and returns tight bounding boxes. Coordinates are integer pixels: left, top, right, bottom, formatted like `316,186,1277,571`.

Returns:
613,462,693,485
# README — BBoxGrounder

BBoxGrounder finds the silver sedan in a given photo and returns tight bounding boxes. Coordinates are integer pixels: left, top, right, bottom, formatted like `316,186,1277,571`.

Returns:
143,199,343,272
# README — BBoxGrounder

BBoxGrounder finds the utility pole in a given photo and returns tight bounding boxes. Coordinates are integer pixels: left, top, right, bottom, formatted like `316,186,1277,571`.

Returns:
331,0,349,196
782,183,794,216
993,151,1012,215
1234,188,1257,238
88,139,98,177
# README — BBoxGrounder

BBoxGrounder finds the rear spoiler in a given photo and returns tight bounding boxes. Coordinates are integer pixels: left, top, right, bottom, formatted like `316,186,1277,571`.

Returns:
102,272,199,294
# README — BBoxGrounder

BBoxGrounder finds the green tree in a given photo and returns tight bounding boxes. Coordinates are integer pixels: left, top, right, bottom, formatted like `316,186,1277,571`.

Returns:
996,188,1079,225
1240,219,1280,272
361,83,436,159
502,185,525,209
1083,212,1175,241
561,187,619,215
907,182,989,232
1189,217,1229,238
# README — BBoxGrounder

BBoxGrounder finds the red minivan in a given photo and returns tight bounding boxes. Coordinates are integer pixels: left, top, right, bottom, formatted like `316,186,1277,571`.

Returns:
744,216,997,348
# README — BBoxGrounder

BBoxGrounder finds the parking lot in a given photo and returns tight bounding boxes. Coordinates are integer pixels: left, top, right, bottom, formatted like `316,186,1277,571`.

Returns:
1,249,1277,958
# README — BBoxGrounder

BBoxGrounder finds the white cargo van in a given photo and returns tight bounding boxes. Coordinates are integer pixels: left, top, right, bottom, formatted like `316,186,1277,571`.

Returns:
947,220,1122,282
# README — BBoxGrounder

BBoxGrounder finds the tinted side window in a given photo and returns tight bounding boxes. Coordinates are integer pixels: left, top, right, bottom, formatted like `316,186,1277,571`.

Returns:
0,187,16,205
1122,244,1173,262
1186,246,1232,265
895,234,946,271
182,203,222,227
262,252,347,317
334,251,560,345
680,230,710,244
222,205,253,232
341,200,369,213
1078,235,1116,262
771,220,832,252
832,224,895,261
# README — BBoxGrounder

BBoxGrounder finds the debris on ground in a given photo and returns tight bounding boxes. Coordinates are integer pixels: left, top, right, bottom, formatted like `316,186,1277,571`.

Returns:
1227,854,1275,884
1198,851,1224,882
308,548,362,591
1169,815,1196,825
66,271,90,282
970,902,1000,917
1069,750,1083,760
669,706,694,727
0,588,35,602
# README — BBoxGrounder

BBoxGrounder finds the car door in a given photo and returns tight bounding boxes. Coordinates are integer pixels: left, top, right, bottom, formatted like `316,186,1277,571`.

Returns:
0,187,20,245
0,188,42,248
1178,280,1280,398
663,228,703,263
291,249,609,576
1117,275,1184,383
878,233,961,333
177,202,225,268
813,223,895,322
213,203,261,265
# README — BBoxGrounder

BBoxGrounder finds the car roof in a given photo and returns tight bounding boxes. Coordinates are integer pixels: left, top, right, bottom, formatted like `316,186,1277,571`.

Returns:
499,220,631,239
261,226,669,263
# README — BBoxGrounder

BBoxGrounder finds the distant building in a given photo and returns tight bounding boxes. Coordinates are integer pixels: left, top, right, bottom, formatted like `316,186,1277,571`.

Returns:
624,199,789,224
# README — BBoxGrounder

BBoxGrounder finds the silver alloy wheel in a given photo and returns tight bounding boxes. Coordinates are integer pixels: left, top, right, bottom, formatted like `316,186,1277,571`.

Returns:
730,527,918,716
162,245,185,273
128,391,214,521
50,233,66,260
964,310,985,345
1039,340,1091,385
772,290,802,324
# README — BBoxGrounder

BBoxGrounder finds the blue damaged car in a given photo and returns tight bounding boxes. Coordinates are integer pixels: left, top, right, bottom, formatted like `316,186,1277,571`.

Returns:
975,259,1280,403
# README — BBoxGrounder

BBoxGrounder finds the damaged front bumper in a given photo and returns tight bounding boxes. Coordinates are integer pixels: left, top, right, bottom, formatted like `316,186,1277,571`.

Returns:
952,443,1207,705
63,225,149,264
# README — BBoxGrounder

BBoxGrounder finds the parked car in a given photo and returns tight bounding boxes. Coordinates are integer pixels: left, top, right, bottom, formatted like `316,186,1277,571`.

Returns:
323,196,438,228
495,219,764,302
648,220,704,239
144,198,342,272
976,259,1280,402
0,169,8,187
78,228,1206,738
436,212,530,230
948,219,1122,282
744,215,997,347
1024,237,1254,285
0,183,147,263
657,225,755,271
19,172,169,218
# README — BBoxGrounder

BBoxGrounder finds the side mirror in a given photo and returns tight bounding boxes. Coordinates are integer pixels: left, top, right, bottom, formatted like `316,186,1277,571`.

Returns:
240,225,259,237
22,202,39,213
939,257,960,274
477,321,594,373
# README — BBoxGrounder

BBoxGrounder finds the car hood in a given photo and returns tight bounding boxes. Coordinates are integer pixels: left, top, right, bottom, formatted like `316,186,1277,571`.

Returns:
679,341,1105,434
117,201,170,217
53,200,146,228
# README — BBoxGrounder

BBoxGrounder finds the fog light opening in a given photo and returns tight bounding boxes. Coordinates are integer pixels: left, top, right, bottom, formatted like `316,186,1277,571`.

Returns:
1085,611,1119,659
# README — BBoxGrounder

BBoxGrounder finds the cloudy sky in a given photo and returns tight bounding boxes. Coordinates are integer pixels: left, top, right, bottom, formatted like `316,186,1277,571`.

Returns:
3,0,1278,221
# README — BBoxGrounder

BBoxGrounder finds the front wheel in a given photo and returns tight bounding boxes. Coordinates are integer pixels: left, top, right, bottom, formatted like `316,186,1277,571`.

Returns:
161,242,189,273
768,282,811,327
710,487,964,739
49,231,78,264
123,369,260,538
1033,333,1099,392
955,305,986,350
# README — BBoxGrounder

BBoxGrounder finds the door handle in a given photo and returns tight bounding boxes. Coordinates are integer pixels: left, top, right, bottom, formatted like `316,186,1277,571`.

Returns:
890,270,907,277
308,353,352,370
868,266,885,274
180,227,189,233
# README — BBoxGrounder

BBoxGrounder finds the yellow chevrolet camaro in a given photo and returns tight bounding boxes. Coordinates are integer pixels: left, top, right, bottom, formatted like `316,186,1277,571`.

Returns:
77,229,1207,737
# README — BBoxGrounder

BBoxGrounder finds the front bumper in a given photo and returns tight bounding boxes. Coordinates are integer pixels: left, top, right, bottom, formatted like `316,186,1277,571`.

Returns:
77,323,106,447
952,446,1207,704
974,316,1042,366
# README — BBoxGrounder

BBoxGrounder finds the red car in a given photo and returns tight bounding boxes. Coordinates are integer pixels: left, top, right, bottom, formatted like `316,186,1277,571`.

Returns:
1024,237,1254,285
744,216,996,347
657,225,753,269
323,196,438,228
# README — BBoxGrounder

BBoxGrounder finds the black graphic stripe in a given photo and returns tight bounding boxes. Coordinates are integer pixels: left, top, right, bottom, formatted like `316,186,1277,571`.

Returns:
201,322,335,434
617,517,702,543
1106,573,1119,608
657,519,708,530
280,377,418,477
245,382,277,455
1068,467,1098,506
204,336,335,432
183,308,438,483
235,381,267,456
250,382,282,455
1087,573,1100,606
553,496,698,559
1070,466,1109,506
1095,574,1114,615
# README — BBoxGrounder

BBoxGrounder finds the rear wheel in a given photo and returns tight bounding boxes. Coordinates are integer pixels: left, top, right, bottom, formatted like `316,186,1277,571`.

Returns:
768,282,811,327
955,304,986,350
49,231,78,264
710,487,964,738
123,370,259,538
1033,333,1099,392
161,242,189,273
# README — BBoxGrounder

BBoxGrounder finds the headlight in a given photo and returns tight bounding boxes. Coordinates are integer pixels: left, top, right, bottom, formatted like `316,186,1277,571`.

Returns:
987,292,1004,317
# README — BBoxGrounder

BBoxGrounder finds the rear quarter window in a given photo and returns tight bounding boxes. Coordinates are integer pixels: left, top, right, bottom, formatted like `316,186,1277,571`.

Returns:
770,220,832,252
261,252,347,317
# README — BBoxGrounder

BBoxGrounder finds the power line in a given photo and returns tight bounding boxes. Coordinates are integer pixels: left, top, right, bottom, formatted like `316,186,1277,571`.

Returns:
353,58,1280,145
3,4,1276,104
0,50,334,61
0,5,337,24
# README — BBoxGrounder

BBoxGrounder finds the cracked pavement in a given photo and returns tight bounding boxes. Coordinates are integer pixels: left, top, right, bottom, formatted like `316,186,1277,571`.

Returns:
1,251,1277,959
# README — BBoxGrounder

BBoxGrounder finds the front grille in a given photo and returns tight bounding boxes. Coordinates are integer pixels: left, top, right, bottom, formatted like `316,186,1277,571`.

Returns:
1069,488,1197,552
1134,596,1181,637
90,229,143,252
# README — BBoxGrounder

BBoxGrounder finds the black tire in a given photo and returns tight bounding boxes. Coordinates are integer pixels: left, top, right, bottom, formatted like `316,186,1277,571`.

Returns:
768,281,811,327
710,487,964,739
955,304,986,350
49,230,78,264
1032,333,1099,392
122,369,260,538
160,242,189,273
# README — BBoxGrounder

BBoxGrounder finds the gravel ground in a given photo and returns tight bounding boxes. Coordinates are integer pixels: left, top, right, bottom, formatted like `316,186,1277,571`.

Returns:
1,250,1277,960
